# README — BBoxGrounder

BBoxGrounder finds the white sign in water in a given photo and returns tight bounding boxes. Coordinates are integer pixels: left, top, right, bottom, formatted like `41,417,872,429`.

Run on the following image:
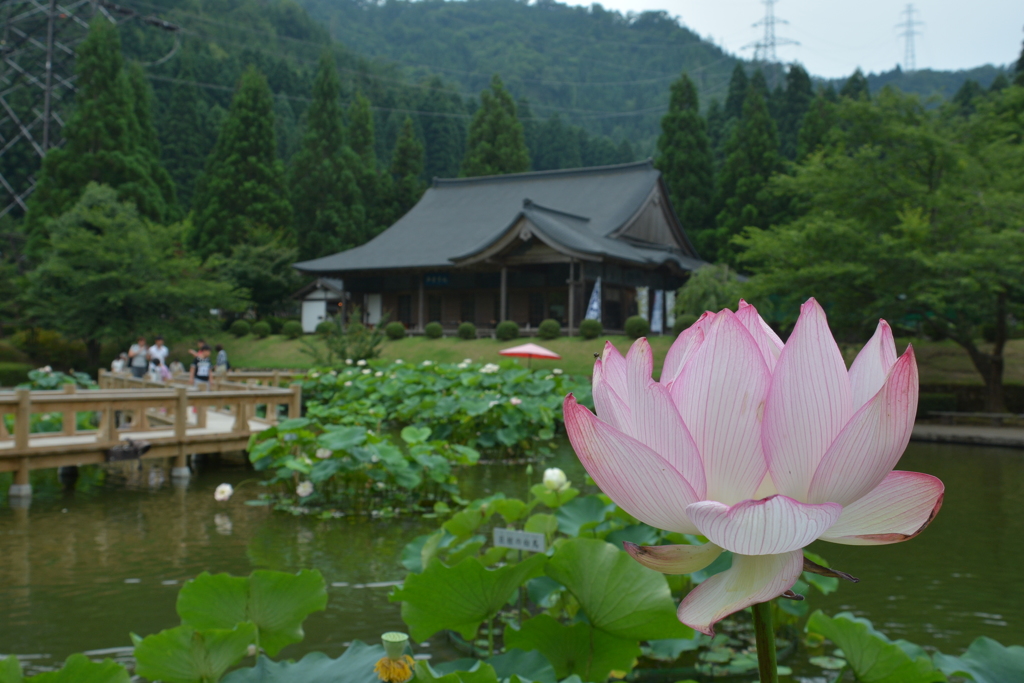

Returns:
493,528,546,553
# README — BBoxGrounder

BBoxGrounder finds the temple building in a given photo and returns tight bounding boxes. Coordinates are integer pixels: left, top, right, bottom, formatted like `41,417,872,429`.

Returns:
292,160,707,334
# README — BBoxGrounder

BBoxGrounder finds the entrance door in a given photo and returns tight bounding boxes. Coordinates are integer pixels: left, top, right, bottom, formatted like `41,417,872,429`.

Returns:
366,294,383,325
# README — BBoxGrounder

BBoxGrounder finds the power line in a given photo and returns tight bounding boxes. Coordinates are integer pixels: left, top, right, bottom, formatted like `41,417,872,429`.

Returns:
896,4,923,73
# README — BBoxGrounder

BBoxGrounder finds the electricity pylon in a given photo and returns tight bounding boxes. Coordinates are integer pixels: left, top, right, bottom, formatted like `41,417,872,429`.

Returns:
744,0,799,64
897,4,923,73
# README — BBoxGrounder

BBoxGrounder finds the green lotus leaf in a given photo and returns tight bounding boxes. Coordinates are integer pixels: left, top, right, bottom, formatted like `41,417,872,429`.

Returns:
504,614,640,682
132,623,257,683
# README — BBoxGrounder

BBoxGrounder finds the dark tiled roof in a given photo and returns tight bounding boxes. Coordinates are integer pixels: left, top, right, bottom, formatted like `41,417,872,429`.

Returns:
294,160,704,274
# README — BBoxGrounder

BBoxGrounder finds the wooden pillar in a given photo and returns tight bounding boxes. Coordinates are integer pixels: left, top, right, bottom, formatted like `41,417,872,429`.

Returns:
567,260,575,338
10,388,31,498
418,273,425,332
500,266,508,322
97,368,107,389
172,386,189,478
290,383,302,421
61,383,76,436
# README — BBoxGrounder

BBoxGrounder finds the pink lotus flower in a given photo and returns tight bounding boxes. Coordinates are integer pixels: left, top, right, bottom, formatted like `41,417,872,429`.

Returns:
564,299,943,635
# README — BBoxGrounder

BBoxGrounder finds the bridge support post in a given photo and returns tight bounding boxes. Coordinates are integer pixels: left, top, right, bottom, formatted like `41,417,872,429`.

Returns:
10,389,32,499
171,387,190,480
289,383,302,420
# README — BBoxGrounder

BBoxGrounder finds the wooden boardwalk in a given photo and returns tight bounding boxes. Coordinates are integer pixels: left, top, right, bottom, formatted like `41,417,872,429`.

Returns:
0,374,301,500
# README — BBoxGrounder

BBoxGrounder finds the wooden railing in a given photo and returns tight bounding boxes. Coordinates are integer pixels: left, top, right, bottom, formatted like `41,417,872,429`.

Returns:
98,369,307,390
0,382,300,498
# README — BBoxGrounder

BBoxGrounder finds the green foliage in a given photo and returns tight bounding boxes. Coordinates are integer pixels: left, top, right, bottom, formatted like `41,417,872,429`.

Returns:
190,66,293,258
462,75,531,177
0,363,31,387
656,73,714,247
25,19,173,250
230,320,251,338
776,64,814,160
220,641,385,683
840,68,871,100
290,52,366,260
23,184,238,367
797,89,838,160
315,320,335,336
672,313,698,336
175,570,327,657
458,322,477,340
536,319,560,340
18,367,96,390
132,623,257,683
390,117,427,218
160,53,209,210
392,553,547,641
419,77,467,179
251,321,271,338
425,321,444,339
806,611,946,683
578,319,602,339
624,315,649,339
0,653,130,683
917,393,957,419
496,320,519,341
386,321,407,340
211,241,303,316
301,307,386,364
933,636,1024,683
505,615,640,682
674,264,742,319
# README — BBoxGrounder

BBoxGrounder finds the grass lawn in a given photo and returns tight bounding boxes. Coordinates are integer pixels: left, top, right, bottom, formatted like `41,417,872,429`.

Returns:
181,331,1024,386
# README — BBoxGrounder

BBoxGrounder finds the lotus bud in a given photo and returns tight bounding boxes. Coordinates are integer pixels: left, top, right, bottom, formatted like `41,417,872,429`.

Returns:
543,467,569,492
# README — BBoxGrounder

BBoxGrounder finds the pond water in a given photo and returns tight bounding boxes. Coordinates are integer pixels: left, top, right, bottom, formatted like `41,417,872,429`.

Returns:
0,440,1022,673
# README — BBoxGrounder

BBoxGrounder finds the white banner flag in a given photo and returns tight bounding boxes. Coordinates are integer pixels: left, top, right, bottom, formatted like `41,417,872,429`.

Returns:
584,277,602,321
651,290,664,334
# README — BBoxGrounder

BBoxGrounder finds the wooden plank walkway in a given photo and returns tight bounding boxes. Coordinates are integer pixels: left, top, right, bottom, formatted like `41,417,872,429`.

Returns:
0,380,300,499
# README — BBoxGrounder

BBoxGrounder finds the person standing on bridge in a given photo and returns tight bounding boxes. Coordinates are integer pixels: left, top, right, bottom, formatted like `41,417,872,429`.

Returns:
128,337,149,379
148,336,169,377
190,344,213,389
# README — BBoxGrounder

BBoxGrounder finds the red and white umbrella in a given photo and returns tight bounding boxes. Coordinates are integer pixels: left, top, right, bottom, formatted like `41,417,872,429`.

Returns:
499,343,561,368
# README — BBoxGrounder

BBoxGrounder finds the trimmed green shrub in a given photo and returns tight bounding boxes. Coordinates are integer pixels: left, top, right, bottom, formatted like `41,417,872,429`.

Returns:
625,315,649,339
917,392,957,419
578,318,603,340
283,321,304,339
537,318,561,340
386,322,407,340
0,341,28,363
672,313,699,336
425,322,444,339
458,322,477,339
252,321,271,338
263,316,284,334
315,320,335,336
0,362,32,387
230,320,251,338
496,320,519,341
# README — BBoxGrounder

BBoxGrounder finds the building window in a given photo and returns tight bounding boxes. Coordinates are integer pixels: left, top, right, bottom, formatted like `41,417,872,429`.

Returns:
529,292,545,327
461,295,475,324
428,295,442,323
397,295,412,325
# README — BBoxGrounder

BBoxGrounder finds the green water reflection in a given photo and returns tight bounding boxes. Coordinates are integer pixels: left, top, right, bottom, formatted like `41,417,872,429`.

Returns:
0,440,1021,668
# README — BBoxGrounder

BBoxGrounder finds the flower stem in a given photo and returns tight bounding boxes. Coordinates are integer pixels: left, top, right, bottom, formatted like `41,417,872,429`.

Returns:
752,601,778,683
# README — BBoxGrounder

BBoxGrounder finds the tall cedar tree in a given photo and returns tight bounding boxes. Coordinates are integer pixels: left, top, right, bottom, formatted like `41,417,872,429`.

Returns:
348,93,392,236
724,64,749,120
776,65,813,160
462,75,530,177
712,76,781,265
797,89,838,160
418,77,466,179
126,62,178,220
388,117,426,219
290,53,366,260
160,52,207,209
189,66,293,258
25,19,172,251
840,68,871,100
1016,35,1024,86
655,73,714,254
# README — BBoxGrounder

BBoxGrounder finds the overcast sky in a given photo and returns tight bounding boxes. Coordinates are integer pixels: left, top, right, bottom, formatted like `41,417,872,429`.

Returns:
566,0,1023,78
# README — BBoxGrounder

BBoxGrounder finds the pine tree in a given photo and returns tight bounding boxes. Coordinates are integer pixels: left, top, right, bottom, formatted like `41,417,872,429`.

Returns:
348,93,377,170
840,68,871,100
616,139,635,163
532,115,580,171
389,117,426,218
712,81,781,265
776,64,813,160
347,93,394,236
952,79,985,116
25,19,171,250
461,75,530,177
988,73,1009,93
189,66,293,258
125,61,178,219
797,90,838,160
289,52,366,260
655,72,714,248
705,98,727,166
418,77,466,180
160,52,208,209
724,64,749,121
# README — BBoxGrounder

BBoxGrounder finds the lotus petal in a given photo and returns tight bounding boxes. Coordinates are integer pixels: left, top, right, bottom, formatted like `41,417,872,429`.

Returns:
819,471,944,545
763,298,853,500
672,310,771,503
564,394,701,534
687,495,842,555
848,320,898,411
600,341,628,398
677,550,803,635
623,541,723,574
661,313,712,386
808,348,918,506
592,358,630,433
736,300,784,372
